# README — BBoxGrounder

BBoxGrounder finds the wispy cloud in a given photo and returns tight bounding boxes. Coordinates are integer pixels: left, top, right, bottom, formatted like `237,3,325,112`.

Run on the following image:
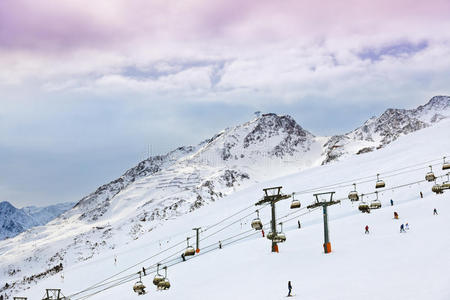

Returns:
1,0,450,206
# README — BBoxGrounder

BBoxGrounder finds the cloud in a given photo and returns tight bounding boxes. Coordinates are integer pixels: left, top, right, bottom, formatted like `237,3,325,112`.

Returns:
1,0,450,206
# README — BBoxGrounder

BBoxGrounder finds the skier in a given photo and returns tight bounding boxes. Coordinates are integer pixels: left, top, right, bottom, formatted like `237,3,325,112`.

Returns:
400,224,406,233
287,281,292,297
420,191,423,199
298,220,301,229
114,255,117,266
261,229,265,237
181,253,186,262
390,199,394,206
433,208,438,215
219,241,222,249
405,223,409,230
394,212,399,219
365,225,369,234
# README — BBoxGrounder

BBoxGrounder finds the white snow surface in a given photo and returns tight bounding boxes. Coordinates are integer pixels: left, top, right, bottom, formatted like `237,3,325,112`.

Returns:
2,116,450,299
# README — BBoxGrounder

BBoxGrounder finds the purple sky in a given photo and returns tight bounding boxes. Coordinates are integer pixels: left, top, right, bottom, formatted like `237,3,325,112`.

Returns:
1,0,450,207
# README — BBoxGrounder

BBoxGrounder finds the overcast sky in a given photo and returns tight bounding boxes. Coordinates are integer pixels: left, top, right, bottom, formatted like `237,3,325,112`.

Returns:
1,0,450,207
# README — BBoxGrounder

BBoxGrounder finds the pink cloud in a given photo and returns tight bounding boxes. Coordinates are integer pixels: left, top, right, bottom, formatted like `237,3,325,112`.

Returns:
1,0,450,52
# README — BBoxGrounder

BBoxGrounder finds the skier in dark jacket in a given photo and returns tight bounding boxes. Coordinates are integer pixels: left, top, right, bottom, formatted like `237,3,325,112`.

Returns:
298,220,301,229
288,281,292,296
400,224,406,233
390,199,394,206
433,208,438,215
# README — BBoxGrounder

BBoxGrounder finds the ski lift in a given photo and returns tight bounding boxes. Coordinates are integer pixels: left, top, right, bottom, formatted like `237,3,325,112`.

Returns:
290,192,301,209
251,210,263,230
348,183,359,201
375,174,385,189
157,266,171,290
432,184,443,194
133,272,146,295
153,264,164,286
425,165,436,182
267,223,286,243
442,173,450,190
358,194,370,213
184,237,195,257
369,191,382,209
272,222,286,243
443,157,450,170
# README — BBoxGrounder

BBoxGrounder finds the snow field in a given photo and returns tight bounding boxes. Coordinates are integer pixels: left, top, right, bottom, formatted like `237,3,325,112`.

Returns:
4,118,450,300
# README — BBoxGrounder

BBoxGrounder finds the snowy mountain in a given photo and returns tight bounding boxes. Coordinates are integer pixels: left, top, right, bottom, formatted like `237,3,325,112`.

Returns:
1,95,450,299
0,201,75,240
71,113,322,227
322,95,450,163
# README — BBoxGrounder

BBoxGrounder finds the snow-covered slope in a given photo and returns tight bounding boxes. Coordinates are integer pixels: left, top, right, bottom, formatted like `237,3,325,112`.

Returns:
1,96,450,299
0,201,75,240
22,202,76,227
2,113,450,300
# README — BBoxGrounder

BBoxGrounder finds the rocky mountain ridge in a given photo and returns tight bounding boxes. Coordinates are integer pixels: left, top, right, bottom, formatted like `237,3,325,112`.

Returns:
322,95,450,163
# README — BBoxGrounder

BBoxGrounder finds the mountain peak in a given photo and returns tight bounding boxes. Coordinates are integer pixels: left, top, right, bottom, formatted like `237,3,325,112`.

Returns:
413,95,450,113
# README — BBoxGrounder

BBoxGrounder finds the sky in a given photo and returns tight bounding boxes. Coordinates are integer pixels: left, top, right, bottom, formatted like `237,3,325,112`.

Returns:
1,0,450,207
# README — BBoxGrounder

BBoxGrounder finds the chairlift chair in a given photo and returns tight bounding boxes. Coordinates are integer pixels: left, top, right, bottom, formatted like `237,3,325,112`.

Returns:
153,264,164,286
442,174,450,189
157,266,171,290
375,174,385,189
425,165,436,182
369,191,382,209
443,157,450,170
133,272,146,295
348,183,359,201
273,222,286,243
432,183,443,194
184,237,195,256
251,210,263,230
290,193,301,209
358,194,370,213
273,233,287,243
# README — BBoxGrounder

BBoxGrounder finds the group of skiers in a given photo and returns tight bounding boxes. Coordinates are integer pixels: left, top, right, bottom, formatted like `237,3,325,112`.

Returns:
400,223,410,233
365,198,440,234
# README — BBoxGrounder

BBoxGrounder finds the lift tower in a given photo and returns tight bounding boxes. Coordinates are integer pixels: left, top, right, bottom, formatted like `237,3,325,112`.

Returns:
255,186,291,252
192,227,201,253
307,192,339,254
41,289,65,300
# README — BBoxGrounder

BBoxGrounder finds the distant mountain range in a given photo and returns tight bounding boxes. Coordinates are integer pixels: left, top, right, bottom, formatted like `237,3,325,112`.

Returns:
0,201,75,240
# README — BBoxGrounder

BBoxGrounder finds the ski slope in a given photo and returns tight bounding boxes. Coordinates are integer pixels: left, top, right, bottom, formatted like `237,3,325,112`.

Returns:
8,119,450,300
